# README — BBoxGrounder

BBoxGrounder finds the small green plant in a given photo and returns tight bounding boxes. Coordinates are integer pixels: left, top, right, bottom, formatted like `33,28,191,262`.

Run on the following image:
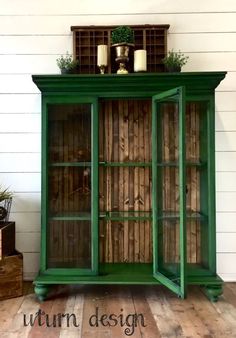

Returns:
111,26,134,45
56,52,79,73
0,186,13,202
162,49,189,71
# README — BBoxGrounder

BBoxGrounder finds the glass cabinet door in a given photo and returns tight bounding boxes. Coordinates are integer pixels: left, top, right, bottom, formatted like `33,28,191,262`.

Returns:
44,100,98,275
152,87,187,298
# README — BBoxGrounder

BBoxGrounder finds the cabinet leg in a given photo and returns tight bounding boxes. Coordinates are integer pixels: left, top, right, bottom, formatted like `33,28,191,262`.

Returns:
201,285,223,302
34,284,50,302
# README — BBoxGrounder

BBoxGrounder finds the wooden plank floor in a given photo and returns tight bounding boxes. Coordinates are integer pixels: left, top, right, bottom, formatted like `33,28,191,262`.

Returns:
0,283,236,337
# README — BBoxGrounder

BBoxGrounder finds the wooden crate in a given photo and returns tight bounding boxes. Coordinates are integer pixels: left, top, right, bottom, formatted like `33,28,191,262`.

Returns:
71,24,169,74
0,221,15,260
0,251,23,300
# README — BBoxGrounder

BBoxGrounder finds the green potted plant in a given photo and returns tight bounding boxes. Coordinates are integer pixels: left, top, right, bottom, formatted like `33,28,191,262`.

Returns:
0,186,13,221
56,52,79,74
162,49,189,72
111,26,135,46
111,26,135,74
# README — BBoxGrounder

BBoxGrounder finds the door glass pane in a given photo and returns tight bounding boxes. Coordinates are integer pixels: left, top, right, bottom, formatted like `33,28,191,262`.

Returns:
48,167,91,215
46,103,93,271
48,104,91,163
48,220,91,268
160,219,180,277
152,87,186,297
158,103,181,279
161,102,179,163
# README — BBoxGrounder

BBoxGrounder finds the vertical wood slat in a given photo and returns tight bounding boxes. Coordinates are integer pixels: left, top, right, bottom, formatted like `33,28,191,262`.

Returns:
144,101,150,262
173,104,179,264
128,101,134,263
98,98,202,265
196,104,201,264
118,100,125,263
99,99,152,263
186,105,192,263
134,100,140,263
113,102,119,262
99,103,105,263
123,101,129,262
163,105,169,263
190,103,197,263
107,101,113,262
139,101,145,262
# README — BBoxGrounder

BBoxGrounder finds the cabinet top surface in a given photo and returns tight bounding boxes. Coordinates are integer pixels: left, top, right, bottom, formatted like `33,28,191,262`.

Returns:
32,72,227,95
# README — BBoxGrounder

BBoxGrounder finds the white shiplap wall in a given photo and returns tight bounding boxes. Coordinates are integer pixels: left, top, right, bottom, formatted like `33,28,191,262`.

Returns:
0,0,236,281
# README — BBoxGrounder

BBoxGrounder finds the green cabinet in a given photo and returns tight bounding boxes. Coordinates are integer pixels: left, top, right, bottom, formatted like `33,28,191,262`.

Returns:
32,72,226,301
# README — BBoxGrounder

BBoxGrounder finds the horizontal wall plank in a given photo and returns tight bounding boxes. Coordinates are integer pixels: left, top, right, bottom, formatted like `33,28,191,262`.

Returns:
1,13,236,34
216,151,236,171
216,111,236,131
0,153,40,172
11,193,41,212
0,75,40,94
216,172,236,192
0,134,40,152
184,53,236,72
23,252,39,275
216,131,236,151
1,32,236,55
216,92,236,112
0,55,59,74
216,192,236,212
0,173,40,191
11,212,41,232
0,36,72,54
0,53,235,75
168,33,236,52
1,0,236,15
217,233,236,252
0,113,40,132
217,212,236,232
217,253,236,274
215,72,236,92
16,232,40,253
0,94,40,113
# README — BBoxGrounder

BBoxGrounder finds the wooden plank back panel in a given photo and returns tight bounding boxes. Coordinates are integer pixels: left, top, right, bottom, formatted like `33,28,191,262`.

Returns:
99,99,152,263
161,103,201,264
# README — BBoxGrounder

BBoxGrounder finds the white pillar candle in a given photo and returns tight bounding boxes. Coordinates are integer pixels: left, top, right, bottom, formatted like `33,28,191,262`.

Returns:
134,49,147,72
97,45,108,66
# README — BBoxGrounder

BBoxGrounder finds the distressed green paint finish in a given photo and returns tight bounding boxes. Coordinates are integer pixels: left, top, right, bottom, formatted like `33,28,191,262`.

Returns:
152,87,187,299
40,96,99,277
179,86,187,298
91,98,99,275
41,99,48,272
207,97,217,274
32,72,226,96
32,72,226,301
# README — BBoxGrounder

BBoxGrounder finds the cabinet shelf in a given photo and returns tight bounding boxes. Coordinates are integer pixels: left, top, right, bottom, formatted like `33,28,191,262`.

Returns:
99,211,152,221
157,161,206,167
49,212,91,221
99,161,151,167
98,211,206,221
99,161,205,167
159,211,207,221
49,162,91,167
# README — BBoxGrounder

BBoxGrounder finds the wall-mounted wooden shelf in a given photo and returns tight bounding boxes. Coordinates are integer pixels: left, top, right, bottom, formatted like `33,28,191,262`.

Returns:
71,24,170,74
